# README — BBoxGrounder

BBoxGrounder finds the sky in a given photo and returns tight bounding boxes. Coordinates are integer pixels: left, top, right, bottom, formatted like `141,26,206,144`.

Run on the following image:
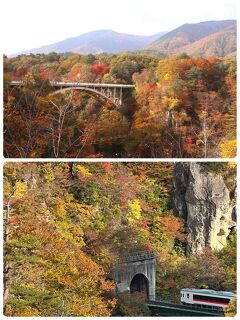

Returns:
2,0,237,54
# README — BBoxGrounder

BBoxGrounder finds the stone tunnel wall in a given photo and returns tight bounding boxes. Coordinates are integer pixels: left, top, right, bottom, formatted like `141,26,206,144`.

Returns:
112,257,156,300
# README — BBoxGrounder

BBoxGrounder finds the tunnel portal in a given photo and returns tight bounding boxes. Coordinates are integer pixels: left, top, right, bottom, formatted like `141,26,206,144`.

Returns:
112,251,156,300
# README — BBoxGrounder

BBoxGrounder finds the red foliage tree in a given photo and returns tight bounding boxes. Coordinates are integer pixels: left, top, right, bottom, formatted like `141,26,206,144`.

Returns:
91,64,108,76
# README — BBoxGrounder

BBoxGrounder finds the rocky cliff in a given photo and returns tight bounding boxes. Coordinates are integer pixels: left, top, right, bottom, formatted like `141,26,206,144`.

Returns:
173,163,236,255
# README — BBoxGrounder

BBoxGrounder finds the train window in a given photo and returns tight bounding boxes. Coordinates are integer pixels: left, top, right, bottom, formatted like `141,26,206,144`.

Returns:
193,294,230,304
187,294,190,298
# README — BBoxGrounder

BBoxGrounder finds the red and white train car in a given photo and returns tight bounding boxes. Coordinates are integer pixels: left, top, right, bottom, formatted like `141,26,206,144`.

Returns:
180,288,236,309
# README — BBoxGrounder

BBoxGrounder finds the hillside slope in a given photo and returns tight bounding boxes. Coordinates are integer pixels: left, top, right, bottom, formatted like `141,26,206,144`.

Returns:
145,20,236,57
177,26,236,57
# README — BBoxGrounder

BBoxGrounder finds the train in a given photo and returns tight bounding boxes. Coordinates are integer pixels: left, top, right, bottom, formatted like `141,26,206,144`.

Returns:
180,288,236,309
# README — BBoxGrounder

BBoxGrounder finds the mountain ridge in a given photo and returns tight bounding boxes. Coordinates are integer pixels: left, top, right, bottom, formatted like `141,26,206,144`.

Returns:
12,19,236,57
14,29,167,56
177,26,236,57
145,19,236,57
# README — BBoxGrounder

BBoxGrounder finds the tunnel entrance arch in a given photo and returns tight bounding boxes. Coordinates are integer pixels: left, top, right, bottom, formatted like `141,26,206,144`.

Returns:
130,273,149,299
112,251,156,300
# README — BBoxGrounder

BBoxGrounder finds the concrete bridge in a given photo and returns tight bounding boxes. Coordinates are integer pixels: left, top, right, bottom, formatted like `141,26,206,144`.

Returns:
9,81,135,108
112,251,156,300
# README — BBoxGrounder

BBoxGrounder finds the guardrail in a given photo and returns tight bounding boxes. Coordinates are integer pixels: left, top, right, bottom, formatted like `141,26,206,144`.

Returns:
146,299,224,315
121,251,155,263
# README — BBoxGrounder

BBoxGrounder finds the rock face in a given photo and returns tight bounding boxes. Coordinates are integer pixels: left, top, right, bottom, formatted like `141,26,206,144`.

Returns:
173,163,236,255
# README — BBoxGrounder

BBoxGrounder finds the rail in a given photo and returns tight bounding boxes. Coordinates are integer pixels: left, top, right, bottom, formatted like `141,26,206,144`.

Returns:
146,299,225,315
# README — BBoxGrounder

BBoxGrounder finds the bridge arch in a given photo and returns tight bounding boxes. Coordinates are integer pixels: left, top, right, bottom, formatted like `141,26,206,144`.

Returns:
9,81,135,109
50,86,121,108
130,273,149,299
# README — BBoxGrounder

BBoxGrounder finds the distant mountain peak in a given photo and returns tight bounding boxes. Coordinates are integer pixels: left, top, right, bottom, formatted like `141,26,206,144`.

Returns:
12,19,236,58
13,29,167,56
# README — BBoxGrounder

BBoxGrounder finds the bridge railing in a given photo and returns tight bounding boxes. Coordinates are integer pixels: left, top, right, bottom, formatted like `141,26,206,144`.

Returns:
9,80,135,89
146,299,224,314
51,82,135,88
121,251,155,263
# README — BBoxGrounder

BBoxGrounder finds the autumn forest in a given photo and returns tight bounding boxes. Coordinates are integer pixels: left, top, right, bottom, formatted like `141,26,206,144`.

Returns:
2,0,238,317
3,51,236,158
3,162,236,316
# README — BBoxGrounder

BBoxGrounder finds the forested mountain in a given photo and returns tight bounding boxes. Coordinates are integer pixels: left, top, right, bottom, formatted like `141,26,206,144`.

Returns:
145,20,236,57
3,162,236,316
176,26,236,57
4,52,236,158
12,20,236,58
14,30,167,55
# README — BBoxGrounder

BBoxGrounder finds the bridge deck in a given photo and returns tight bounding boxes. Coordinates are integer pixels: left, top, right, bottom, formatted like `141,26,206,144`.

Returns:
146,300,224,316
9,80,135,88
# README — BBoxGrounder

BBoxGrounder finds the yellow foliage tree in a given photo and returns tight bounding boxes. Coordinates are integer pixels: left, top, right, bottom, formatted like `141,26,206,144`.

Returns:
219,139,236,158
128,199,142,222
224,298,236,317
